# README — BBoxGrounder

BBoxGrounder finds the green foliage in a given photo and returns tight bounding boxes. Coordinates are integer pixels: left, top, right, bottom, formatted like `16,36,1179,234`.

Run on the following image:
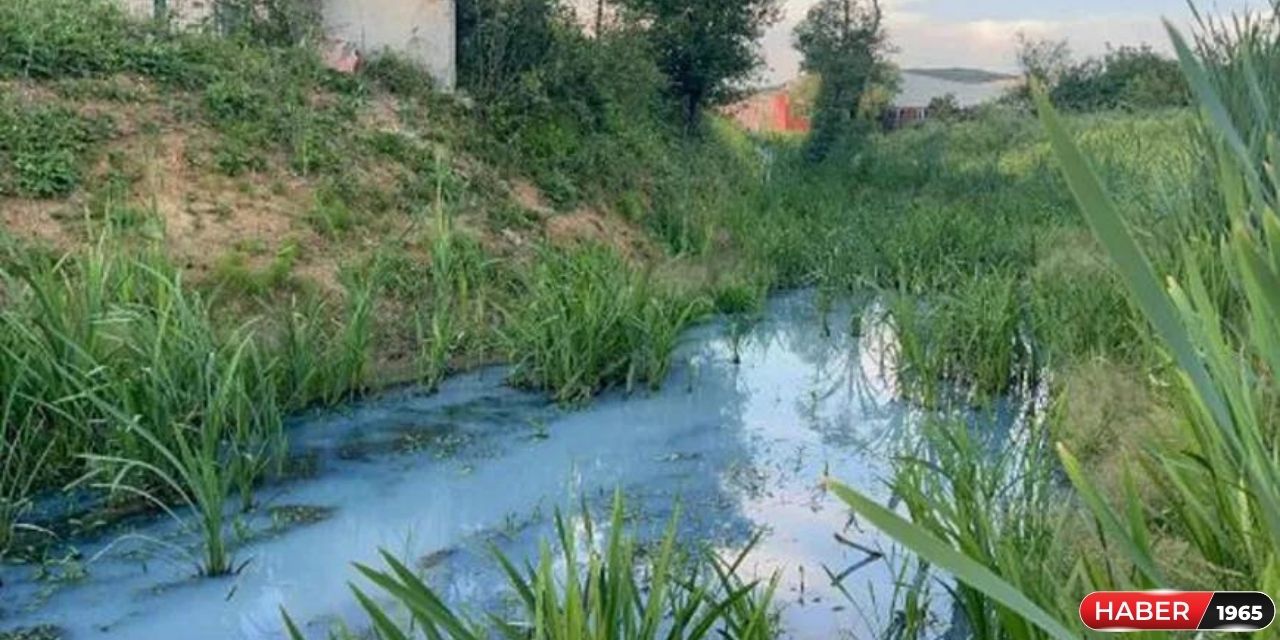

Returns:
0,0,374,184
619,0,781,130
926,94,962,122
794,0,892,160
504,247,706,405
212,0,322,47
0,0,137,78
0,368,52,557
826,470,1077,640
887,273,1032,406
0,243,289,569
213,242,300,296
1053,46,1190,111
1037,31,1280,589
1013,37,1190,111
284,493,778,640
459,0,671,206
871,418,1073,640
0,100,114,197
0,239,392,562
828,11,1280,638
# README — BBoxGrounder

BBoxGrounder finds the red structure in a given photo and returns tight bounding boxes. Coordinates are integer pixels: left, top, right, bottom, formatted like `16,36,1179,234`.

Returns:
723,89,810,134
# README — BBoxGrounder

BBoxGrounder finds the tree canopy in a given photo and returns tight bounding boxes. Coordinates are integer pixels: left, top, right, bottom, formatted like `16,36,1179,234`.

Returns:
795,0,892,160
620,0,780,131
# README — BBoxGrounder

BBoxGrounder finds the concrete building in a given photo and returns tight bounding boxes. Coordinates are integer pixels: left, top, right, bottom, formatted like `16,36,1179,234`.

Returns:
118,0,456,90
321,0,455,90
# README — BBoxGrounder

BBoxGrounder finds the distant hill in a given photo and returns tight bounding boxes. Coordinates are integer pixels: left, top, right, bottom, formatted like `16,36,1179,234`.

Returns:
903,68,1019,85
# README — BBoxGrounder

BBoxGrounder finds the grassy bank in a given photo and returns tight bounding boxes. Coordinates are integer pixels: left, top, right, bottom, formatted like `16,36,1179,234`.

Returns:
820,7,1280,640
0,0,768,562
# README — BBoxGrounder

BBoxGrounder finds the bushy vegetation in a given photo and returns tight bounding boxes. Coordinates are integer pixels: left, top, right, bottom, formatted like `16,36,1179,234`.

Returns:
504,248,707,404
1014,35,1190,111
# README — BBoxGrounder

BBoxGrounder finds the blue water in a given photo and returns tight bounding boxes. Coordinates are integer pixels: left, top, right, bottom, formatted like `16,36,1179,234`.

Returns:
0,292,1022,639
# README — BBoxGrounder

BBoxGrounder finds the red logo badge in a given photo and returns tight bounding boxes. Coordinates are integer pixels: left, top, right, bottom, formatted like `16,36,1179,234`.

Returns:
1081,591,1275,632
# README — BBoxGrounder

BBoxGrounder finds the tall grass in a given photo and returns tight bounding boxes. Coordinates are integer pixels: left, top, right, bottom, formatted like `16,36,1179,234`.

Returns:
504,247,706,405
0,239,392,567
827,9,1280,637
0,366,52,556
0,243,291,571
886,274,1032,406
415,202,487,392
886,418,1071,639
283,494,778,639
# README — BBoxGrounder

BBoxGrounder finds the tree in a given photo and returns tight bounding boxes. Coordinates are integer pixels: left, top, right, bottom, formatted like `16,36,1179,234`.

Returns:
1012,37,1190,111
794,0,891,160
927,93,962,121
1015,33,1072,86
620,0,780,132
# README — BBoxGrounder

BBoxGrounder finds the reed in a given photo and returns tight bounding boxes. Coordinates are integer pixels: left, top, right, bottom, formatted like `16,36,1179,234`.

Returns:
283,493,778,639
504,247,705,405
0,365,53,556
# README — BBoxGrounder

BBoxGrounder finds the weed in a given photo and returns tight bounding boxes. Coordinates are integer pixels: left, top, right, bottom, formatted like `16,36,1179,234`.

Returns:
415,304,460,393
330,268,378,402
283,493,778,639
0,100,114,197
0,367,53,556
505,247,704,404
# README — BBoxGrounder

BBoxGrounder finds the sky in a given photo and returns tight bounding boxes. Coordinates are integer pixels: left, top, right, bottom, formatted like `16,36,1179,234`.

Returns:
761,0,1267,83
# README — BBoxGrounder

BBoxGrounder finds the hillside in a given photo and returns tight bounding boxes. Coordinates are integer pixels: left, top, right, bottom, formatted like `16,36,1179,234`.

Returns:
903,67,1018,84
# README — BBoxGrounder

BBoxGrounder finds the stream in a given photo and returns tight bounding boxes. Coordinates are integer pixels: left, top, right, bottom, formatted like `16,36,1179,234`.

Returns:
0,291,1028,639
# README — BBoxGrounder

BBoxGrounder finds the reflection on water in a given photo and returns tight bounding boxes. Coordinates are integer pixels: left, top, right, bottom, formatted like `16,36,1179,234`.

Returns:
0,291,1009,640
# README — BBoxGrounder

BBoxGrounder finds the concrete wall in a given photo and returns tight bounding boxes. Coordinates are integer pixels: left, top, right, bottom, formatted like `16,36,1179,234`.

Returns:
116,0,456,91
321,0,456,90
119,0,214,26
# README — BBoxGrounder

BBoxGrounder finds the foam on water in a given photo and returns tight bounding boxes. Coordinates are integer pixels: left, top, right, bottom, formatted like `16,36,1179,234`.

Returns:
0,292,1011,639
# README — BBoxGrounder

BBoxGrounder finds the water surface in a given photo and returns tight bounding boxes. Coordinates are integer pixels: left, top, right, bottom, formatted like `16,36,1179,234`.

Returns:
1,292,1001,639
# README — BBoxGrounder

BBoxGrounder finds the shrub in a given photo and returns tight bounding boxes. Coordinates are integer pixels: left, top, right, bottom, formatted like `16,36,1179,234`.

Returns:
0,101,114,197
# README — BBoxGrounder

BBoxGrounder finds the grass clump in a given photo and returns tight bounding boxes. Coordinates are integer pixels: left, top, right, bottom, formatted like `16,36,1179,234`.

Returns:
283,493,778,639
505,247,706,405
887,273,1032,406
0,238,394,569
0,368,52,556
885,418,1068,639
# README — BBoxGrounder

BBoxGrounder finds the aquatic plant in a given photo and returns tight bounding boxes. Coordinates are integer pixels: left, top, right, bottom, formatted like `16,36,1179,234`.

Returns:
283,493,778,639
416,304,459,393
0,366,53,556
885,273,1033,406
415,195,484,393
505,247,705,405
74,326,279,576
330,270,378,403
883,418,1069,639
